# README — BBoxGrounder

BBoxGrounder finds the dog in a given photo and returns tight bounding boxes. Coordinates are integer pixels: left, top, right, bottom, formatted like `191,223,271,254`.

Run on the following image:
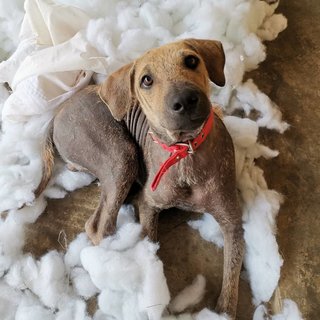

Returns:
35,39,244,318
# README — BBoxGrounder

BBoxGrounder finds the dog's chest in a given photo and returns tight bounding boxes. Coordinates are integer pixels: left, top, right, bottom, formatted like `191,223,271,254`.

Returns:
145,147,215,210
173,156,200,186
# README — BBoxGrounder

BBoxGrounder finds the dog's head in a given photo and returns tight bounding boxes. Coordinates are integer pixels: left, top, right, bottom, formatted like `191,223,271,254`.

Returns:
100,39,225,144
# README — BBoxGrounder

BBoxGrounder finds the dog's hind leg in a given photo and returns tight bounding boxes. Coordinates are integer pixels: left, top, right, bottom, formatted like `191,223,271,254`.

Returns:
52,87,139,245
85,149,138,245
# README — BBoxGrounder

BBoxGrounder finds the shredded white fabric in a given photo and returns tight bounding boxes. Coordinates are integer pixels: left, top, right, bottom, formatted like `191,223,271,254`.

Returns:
0,0,302,319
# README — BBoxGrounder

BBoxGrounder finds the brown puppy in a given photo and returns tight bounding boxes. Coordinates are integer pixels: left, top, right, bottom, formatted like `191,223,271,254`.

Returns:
36,39,244,318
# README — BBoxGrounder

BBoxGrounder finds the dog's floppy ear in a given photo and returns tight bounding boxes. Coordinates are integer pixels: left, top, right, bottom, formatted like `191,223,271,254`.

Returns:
99,62,135,121
184,39,226,87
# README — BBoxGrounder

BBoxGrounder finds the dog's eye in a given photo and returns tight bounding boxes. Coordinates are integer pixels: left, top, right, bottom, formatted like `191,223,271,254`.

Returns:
141,75,153,88
184,55,199,69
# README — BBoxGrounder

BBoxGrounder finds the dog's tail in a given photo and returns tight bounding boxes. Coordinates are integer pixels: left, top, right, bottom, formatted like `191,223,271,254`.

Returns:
34,121,55,198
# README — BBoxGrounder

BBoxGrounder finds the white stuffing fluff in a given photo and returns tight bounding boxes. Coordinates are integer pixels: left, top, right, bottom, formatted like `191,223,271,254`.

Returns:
0,218,25,276
223,116,285,305
116,204,137,228
65,233,99,299
5,251,71,309
0,0,24,60
196,309,230,320
81,220,170,320
14,293,54,320
51,161,95,193
257,14,288,41
232,79,289,133
64,233,92,269
169,275,206,313
0,0,303,319
163,308,230,320
0,84,10,113
0,282,23,319
9,196,47,225
188,213,224,248
70,267,98,299
55,299,91,320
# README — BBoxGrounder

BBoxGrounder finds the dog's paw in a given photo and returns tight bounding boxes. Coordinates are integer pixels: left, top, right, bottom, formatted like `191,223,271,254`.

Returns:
85,217,102,245
216,295,235,320
85,216,117,245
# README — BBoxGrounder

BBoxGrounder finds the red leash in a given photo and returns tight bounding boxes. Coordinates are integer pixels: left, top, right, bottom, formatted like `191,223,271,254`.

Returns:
149,109,214,191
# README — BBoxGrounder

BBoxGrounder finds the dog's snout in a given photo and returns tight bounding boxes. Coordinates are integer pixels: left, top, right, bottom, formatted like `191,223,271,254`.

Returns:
164,84,211,131
171,90,200,113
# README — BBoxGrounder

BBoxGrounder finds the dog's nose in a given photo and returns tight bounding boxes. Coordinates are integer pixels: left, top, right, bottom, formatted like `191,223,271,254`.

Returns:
171,90,200,113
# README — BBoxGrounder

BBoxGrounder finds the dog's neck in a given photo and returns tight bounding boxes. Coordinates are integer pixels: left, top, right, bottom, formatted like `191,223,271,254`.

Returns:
124,104,209,148
124,104,181,147
124,104,172,147
124,104,149,148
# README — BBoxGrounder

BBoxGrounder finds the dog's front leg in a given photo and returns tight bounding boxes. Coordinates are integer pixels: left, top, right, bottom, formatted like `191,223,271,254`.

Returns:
133,197,160,242
209,203,244,319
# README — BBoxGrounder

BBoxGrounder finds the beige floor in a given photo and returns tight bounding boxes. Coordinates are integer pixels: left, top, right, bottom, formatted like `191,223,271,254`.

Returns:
25,1,320,319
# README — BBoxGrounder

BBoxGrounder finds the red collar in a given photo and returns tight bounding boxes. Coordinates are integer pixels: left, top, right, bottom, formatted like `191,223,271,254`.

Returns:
149,108,214,191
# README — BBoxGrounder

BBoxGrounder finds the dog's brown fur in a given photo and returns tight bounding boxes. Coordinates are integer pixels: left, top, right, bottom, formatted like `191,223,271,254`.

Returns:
36,39,244,318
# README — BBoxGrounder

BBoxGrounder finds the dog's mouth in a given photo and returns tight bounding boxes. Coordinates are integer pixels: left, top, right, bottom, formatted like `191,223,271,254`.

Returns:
155,105,211,145
170,118,206,142
175,126,203,142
